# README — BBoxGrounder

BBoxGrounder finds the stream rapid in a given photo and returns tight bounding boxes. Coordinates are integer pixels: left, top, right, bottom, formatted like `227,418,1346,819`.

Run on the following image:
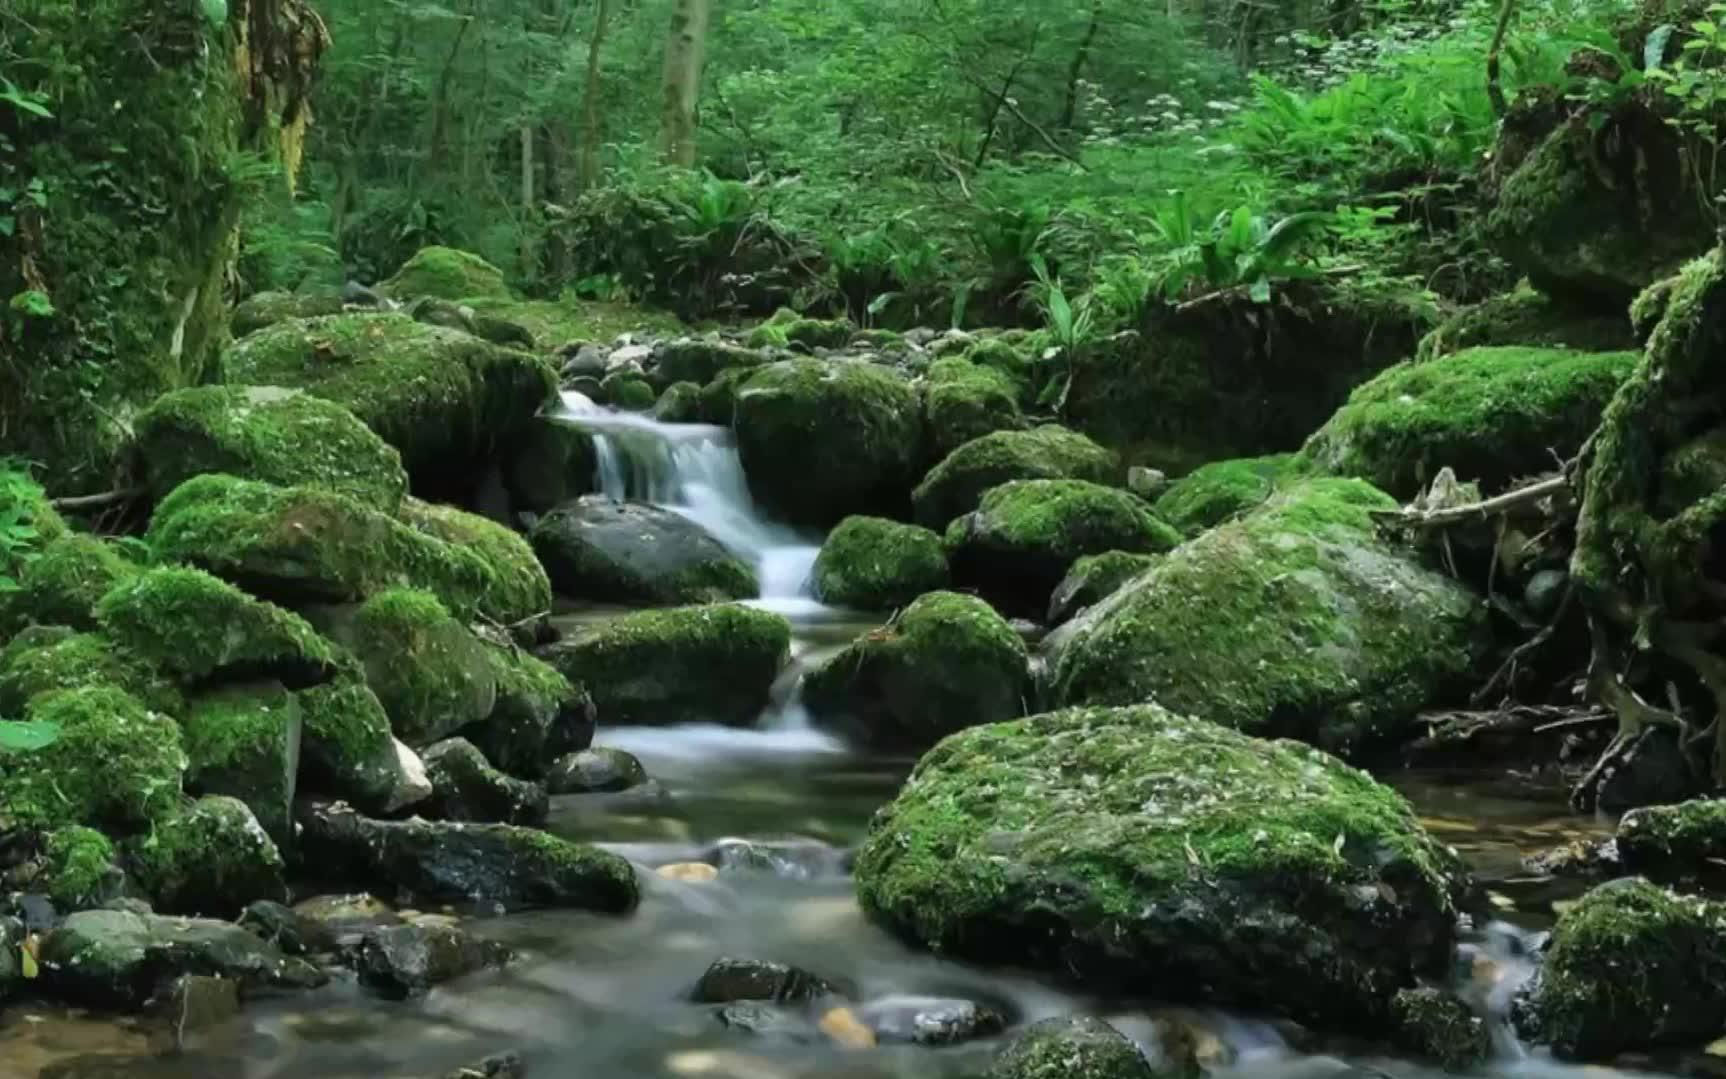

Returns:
0,401,1660,1079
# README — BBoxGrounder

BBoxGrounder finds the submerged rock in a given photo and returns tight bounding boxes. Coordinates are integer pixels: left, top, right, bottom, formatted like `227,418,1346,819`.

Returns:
546,748,648,794
356,923,512,999
529,497,757,605
1389,987,1490,1071
1514,878,1726,1059
128,796,288,919
912,426,1117,529
423,738,549,825
804,592,1031,750
811,516,949,611
988,1017,1159,1079
855,705,1467,1028
734,359,923,526
1153,454,1297,536
861,995,1007,1046
691,956,847,1004
946,479,1182,616
543,604,790,726
39,908,325,1009
298,801,638,913
1050,480,1486,753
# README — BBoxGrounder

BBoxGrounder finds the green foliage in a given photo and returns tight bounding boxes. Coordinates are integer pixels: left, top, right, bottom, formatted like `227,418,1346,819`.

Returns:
0,719,60,753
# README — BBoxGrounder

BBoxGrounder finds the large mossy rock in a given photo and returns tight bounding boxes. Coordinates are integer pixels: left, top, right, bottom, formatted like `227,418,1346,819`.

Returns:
804,592,1031,749
0,686,186,833
946,480,1182,616
656,338,769,386
1047,551,1160,625
476,645,595,779
3,535,140,635
1050,480,1486,754
734,359,923,526
181,682,303,848
922,359,1025,461
1617,798,1726,880
296,678,432,814
223,313,555,494
422,738,548,825
912,427,1117,529
1514,878,1726,1059
856,705,1466,1028
0,629,182,717
397,497,552,622
232,290,346,338
1153,454,1297,536
346,590,498,748
96,566,336,688
382,246,512,302
1301,346,1638,499
135,385,408,511
543,604,791,726
811,516,949,610
529,497,756,605
1415,284,1637,362
147,474,544,623
128,795,288,918
298,801,638,913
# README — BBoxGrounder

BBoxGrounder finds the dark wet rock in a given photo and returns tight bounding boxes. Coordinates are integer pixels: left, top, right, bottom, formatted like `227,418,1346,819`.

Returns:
545,748,648,795
657,339,770,386
708,837,846,880
561,344,609,381
691,956,848,1004
989,1016,1159,1079
297,801,639,913
529,497,756,605
423,739,549,825
861,995,1007,1046
127,796,288,919
39,908,326,1009
504,421,596,515
1593,729,1700,812
856,705,1467,1028
717,1002,809,1039
803,592,1031,750
1513,878,1726,1059
1618,799,1726,882
1047,551,1160,625
237,900,338,956
543,604,791,727
356,922,512,999
1389,987,1490,1071
439,1051,527,1079
291,893,403,948
162,974,241,1034
1523,837,1622,883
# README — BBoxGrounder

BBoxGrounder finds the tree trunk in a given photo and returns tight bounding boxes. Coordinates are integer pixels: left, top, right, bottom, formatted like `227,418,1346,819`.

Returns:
427,14,474,172
660,0,712,168
1060,1,1105,132
521,124,536,278
579,0,615,190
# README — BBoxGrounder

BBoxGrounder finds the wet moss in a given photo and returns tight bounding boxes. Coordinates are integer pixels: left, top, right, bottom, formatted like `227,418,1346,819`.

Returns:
0,630,183,717
181,682,302,847
397,497,551,624
40,826,121,911
6,535,140,634
477,643,593,778
745,308,854,350
128,795,287,918
962,338,1034,384
988,1017,1158,1079
1389,987,1490,1071
1153,454,1298,536
912,426,1117,529
1618,798,1726,880
0,686,186,832
96,565,335,687
923,359,1025,460
812,516,949,610
349,589,497,747
654,381,704,423
382,246,511,302
135,385,408,511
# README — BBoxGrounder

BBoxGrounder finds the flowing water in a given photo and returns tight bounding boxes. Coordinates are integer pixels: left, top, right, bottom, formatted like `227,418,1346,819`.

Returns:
0,404,1669,1079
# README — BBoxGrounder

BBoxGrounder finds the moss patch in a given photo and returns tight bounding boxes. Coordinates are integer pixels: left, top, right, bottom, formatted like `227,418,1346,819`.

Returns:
398,497,551,623
922,359,1025,461
181,682,303,847
128,795,287,918
912,426,1117,529
0,629,183,717
1048,551,1161,624
40,826,121,911
812,516,949,610
0,686,186,832
6,535,139,634
382,246,511,302
1153,454,1298,536
348,589,497,747
1415,285,1635,362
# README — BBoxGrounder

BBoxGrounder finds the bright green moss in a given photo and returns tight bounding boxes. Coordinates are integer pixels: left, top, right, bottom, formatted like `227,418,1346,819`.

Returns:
654,381,703,423
222,312,556,479
812,516,949,610
40,826,120,911
128,795,286,918
961,338,1033,382
855,704,1465,1027
0,471,69,594
1522,879,1726,1059
1618,799,1726,879
231,291,346,337
1048,551,1161,623
146,474,538,623
397,497,552,623
1415,285,1634,362
8,535,139,633
0,630,183,717
382,246,512,302
1153,454,1298,536
135,385,408,511
0,686,187,832
1051,479,1486,753
923,359,1026,460
181,682,302,845
912,426,1117,529
956,479,1181,557
744,308,853,350
1301,346,1637,499
294,676,411,812
601,372,657,411
350,589,497,746
462,297,684,349
95,565,335,686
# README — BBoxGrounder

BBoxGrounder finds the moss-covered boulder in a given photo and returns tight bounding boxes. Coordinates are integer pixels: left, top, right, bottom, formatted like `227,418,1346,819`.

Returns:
856,705,1466,1028
298,800,639,913
811,516,949,610
544,604,791,726
475,645,595,779
1616,799,1726,881
1050,480,1487,754
1513,878,1726,1059
296,678,432,814
4,535,139,634
601,371,657,411
734,360,923,526
697,366,756,426
128,796,288,918
654,381,703,423
988,1017,1160,1079
1301,346,1637,499
223,313,555,493
347,590,498,747
398,497,552,622
912,427,1117,529
0,629,182,717
504,420,597,515
529,498,756,605
39,826,125,912
947,480,1182,616
232,291,346,338
135,385,408,511
96,566,335,688
804,592,1030,750
0,686,186,832
1047,551,1160,625
657,339,769,385
382,246,512,302
147,474,541,623
922,359,1025,461
1390,987,1491,1071
1415,285,1636,362
422,738,548,825
1153,454,1297,536
746,308,855,350
181,682,303,849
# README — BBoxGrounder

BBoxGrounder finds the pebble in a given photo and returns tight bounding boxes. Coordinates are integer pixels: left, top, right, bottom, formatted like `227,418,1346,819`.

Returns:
657,863,720,883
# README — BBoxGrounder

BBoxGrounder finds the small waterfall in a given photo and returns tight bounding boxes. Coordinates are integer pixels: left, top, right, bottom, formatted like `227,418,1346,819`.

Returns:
551,392,822,613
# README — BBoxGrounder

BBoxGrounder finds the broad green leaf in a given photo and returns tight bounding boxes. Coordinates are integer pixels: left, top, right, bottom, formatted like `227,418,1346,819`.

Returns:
200,0,228,24
0,719,61,753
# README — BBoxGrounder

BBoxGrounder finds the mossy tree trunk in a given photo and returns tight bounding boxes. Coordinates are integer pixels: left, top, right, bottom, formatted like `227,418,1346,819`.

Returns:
1570,241,1726,805
659,0,711,168
0,0,326,494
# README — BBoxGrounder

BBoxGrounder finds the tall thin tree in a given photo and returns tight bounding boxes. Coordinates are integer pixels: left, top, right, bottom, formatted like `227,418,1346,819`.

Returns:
660,0,712,167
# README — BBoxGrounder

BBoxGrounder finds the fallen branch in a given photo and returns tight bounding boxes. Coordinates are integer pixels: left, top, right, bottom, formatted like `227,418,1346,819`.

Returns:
1378,472,1569,529
48,487,144,512
1405,703,1612,760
